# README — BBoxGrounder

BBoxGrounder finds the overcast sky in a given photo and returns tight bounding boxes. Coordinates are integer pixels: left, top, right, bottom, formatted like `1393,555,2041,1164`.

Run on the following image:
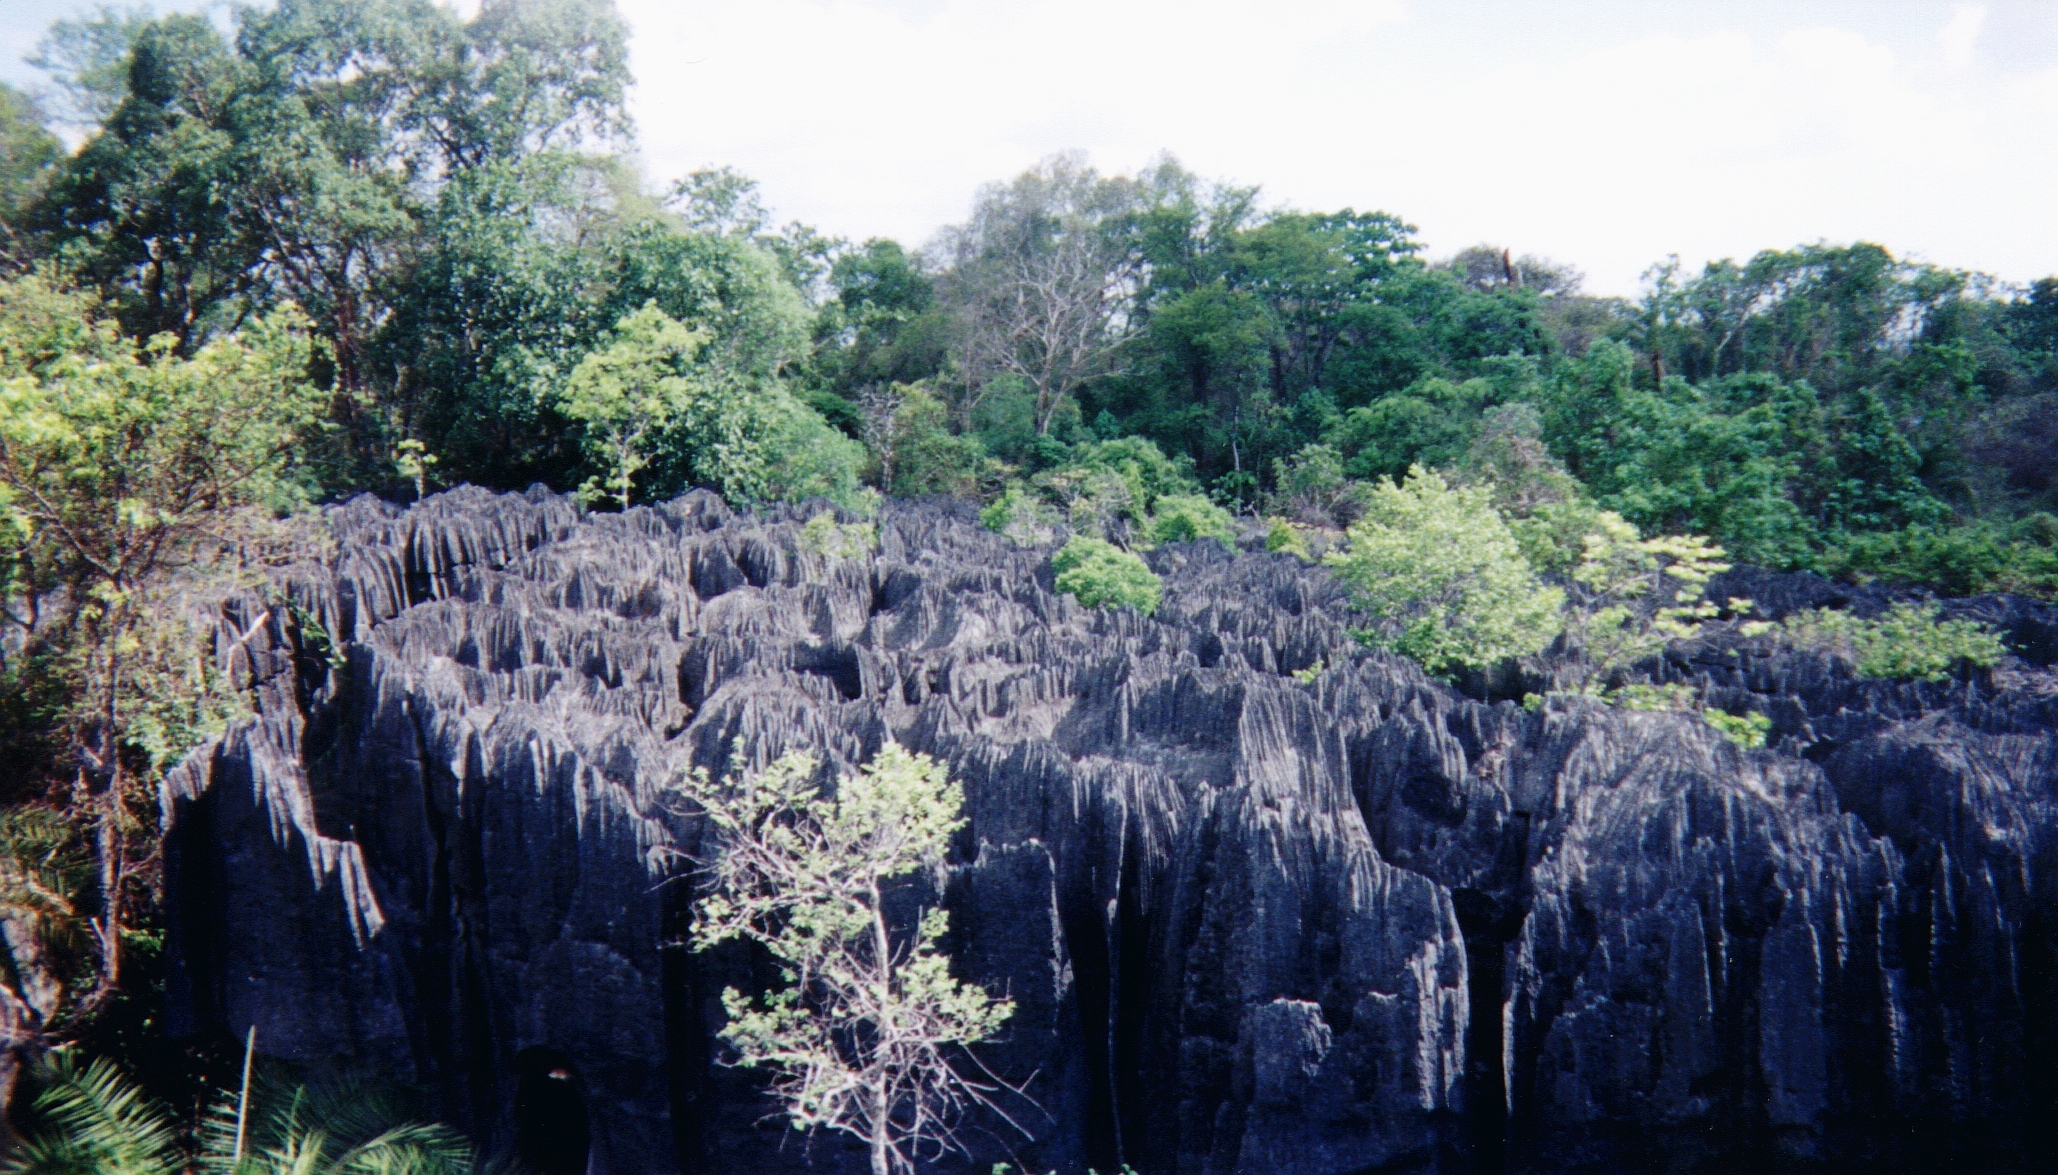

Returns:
8,0,2056,296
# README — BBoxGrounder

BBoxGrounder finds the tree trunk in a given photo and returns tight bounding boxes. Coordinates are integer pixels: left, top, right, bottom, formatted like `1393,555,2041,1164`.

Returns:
1034,381,1056,436
869,882,895,1175
870,1089,892,1175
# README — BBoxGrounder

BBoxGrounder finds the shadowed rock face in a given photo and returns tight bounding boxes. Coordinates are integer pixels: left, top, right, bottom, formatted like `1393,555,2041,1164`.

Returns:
159,487,2058,1174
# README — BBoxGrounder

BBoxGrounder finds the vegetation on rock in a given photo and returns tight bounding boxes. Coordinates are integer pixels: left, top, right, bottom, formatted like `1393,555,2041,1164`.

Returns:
1324,467,1564,676
1052,536,1163,615
0,0,2054,1154
1782,602,2008,682
668,746,1022,1175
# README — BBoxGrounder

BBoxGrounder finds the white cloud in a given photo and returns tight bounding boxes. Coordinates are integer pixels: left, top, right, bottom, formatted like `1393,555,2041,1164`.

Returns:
1941,3,1986,71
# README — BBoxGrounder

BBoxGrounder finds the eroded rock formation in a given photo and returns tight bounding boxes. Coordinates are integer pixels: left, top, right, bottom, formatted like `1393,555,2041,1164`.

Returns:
160,488,2058,1173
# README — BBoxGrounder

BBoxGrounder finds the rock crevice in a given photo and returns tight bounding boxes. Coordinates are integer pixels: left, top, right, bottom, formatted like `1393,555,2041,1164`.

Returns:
162,488,2058,1173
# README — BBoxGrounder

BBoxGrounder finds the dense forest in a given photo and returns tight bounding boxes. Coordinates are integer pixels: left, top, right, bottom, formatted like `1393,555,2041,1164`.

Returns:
1,0,2056,1153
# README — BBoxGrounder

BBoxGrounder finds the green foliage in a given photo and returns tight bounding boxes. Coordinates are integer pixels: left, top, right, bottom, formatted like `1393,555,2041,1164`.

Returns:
1323,466,1564,676
0,272,322,1020
391,439,438,502
1,1053,471,1175
551,304,867,511
1147,494,1234,549
672,746,1019,1175
873,384,990,499
1052,537,1162,615
1459,403,1603,573
0,84,62,223
798,511,876,561
1330,377,1491,483
24,0,631,481
980,484,1059,549
1605,682,1699,712
1816,524,2058,600
1564,514,1741,676
1576,682,1770,749
555,304,708,509
1265,516,1313,561
1781,602,2007,682
25,7,154,127
1539,342,1818,567
1702,708,1772,749
1007,436,1201,544
1265,443,1371,529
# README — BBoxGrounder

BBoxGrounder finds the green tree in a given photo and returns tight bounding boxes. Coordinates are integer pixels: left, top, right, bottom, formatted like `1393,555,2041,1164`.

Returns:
1780,602,2007,682
872,383,989,499
1562,514,1742,679
549,302,867,511
1324,466,1563,676
670,746,1023,1175
553,304,705,509
1146,493,1234,549
26,6,155,127
939,153,1146,436
28,0,631,478
0,85,63,228
0,273,322,1018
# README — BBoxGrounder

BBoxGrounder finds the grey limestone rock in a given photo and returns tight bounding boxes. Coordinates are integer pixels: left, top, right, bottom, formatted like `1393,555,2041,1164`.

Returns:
159,487,2058,1173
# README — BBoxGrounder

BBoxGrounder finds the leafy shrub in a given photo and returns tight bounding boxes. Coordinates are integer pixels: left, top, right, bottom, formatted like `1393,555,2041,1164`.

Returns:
1267,443,1370,527
799,511,876,560
1265,516,1313,561
1330,377,1488,482
875,383,992,499
1064,436,1199,511
1148,494,1234,549
559,305,869,511
1026,436,1202,539
1565,514,1750,676
980,483,1057,548
1590,682,1770,749
1052,537,1161,615
1815,524,2058,600
1781,602,2008,681
1323,466,1564,677
1702,708,1772,749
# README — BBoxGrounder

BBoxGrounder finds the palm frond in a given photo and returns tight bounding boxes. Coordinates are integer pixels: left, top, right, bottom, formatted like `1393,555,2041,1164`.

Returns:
1,1054,180,1175
326,1124,472,1175
190,1068,471,1175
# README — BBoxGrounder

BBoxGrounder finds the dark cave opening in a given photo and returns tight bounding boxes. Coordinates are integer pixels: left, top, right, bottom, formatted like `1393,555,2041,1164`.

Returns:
513,1047,591,1175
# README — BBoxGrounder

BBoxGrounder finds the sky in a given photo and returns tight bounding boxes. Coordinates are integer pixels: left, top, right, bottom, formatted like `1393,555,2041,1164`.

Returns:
7,0,2056,296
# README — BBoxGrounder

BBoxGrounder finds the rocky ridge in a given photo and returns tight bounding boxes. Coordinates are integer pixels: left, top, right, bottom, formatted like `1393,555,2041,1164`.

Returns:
160,487,2058,1174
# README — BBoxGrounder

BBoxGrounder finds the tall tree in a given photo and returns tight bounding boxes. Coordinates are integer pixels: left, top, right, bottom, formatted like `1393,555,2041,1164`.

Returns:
28,0,632,476
0,273,323,1022
937,154,1144,435
0,86,62,230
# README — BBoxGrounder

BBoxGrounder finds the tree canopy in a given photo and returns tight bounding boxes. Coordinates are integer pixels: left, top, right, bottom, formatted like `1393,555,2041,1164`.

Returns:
0,0,2055,1110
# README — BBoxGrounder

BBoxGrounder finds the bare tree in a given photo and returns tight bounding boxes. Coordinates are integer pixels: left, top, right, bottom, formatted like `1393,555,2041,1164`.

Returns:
935,154,1142,435
856,382,905,490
